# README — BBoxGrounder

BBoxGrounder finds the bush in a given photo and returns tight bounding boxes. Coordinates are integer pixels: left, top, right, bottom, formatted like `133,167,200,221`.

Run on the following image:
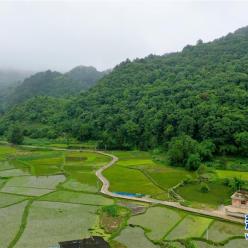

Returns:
7,125,24,145
197,164,208,175
102,205,119,217
200,182,210,193
186,154,201,171
168,135,199,167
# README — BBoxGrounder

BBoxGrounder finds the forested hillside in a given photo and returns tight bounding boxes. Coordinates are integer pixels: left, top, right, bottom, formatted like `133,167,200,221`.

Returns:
5,66,105,106
1,27,248,157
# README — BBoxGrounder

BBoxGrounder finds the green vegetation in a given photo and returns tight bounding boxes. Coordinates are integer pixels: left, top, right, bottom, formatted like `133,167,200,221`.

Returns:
100,205,130,234
4,66,105,106
7,125,24,145
200,182,209,193
0,27,248,158
176,182,231,208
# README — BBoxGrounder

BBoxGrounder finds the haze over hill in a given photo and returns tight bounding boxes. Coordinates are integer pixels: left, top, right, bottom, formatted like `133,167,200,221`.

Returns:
0,66,107,109
0,69,34,87
1,26,248,156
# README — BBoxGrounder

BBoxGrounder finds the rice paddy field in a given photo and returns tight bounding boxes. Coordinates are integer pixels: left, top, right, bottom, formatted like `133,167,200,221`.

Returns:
0,145,246,247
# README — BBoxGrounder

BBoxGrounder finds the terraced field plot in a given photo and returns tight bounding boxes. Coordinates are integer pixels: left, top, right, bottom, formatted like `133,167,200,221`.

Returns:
103,165,167,199
166,215,212,240
40,190,113,205
0,192,27,207
115,226,158,248
203,220,244,242
15,201,98,248
216,170,248,181
0,201,28,248
128,206,184,240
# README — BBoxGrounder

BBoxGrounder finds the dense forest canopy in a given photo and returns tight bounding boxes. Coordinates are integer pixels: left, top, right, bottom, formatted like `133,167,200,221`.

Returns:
1,26,248,159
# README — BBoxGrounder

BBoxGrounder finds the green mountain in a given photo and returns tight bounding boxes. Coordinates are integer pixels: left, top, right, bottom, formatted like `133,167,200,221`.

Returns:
1,27,248,155
5,66,105,106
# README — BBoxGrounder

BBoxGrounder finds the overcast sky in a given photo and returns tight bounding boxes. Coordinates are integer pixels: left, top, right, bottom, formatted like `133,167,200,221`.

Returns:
0,0,248,72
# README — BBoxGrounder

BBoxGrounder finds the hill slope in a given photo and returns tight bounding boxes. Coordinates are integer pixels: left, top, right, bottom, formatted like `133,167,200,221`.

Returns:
1,27,248,153
5,66,105,106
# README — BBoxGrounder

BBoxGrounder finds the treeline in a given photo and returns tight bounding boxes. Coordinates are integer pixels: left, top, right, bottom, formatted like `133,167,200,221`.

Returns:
1,27,248,162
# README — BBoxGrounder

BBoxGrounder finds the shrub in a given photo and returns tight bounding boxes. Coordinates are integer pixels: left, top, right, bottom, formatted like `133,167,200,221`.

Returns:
186,154,201,171
168,135,199,168
7,125,24,145
200,182,210,193
102,205,119,217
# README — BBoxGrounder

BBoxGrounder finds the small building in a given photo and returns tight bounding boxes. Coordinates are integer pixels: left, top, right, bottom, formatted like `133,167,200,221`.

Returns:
231,190,248,208
59,236,110,248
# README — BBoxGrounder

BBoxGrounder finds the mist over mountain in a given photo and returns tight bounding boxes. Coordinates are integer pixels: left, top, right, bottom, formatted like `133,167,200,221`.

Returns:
0,69,34,87
1,65,107,107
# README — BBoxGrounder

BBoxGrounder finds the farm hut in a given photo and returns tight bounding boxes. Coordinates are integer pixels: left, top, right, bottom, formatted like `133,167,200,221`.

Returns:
59,236,110,248
231,190,248,208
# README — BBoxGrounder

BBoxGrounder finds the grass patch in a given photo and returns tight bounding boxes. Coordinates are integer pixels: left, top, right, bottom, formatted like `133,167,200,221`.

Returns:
103,166,167,200
145,166,195,190
216,170,248,181
176,181,231,208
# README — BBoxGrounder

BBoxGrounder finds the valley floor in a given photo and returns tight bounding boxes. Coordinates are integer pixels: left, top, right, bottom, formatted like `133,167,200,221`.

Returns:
0,144,246,248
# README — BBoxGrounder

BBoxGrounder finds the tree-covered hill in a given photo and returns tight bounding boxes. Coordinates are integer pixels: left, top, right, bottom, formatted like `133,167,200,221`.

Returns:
5,66,106,106
1,27,248,156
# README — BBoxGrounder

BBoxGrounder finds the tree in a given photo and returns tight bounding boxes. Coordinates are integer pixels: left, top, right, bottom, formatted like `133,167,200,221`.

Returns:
197,164,208,175
186,154,201,171
7,126,24,145
200,182,209,193
168,135,199,168
229,177,245,191
235,131,248,155
199,140,216,160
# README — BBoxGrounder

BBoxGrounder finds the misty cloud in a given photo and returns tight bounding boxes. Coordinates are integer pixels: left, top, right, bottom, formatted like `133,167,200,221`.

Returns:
0,0,248,72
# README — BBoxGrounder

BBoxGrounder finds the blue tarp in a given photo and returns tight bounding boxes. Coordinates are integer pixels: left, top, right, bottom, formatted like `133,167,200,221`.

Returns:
114,192,145,197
